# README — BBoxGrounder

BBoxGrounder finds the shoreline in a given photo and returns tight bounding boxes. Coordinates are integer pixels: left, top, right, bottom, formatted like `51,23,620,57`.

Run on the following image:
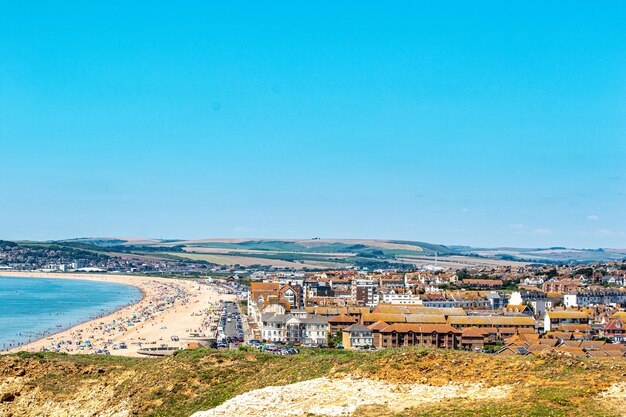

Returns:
0,272,146,352
0,271,231,356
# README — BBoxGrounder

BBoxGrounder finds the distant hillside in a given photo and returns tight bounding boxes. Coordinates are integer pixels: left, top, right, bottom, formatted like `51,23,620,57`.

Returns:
458,246,626,264
40,237,626,268
49,238,455,270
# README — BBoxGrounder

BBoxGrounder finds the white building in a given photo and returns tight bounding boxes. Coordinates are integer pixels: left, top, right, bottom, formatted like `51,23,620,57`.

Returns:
521,277,544,286
342,324,374,349
564,293,578,308
564,290,626,308
508,292,524,306
379,290,423,305
261,313,328,345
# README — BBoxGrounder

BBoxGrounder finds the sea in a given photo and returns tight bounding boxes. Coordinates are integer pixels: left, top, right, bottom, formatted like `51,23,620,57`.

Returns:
0,276,142,351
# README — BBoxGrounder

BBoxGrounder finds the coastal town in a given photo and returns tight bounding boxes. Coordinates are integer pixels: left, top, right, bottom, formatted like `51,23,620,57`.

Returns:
243,262,626,358
3,3,626,415
3,239,626,359
0,240,224,275
5,255,626,416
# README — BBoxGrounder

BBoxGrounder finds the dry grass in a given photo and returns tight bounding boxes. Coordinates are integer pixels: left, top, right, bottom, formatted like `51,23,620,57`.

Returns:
1,348,625,417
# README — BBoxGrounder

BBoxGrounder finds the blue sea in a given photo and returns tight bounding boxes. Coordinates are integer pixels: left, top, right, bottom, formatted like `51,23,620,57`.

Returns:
0,276,142,351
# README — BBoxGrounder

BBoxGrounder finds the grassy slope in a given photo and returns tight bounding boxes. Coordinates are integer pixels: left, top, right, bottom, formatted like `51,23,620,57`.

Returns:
25,239,430,268
387,240,456,255
2,348,625,417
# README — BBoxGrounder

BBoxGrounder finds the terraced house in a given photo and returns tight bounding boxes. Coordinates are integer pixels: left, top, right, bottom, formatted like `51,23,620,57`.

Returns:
563,289,626,308
327,314,357,335
600,319,625,342
341,324,374,349
543,310,590,332
247,275,626,353
261,313,329,345
247,282,304,324
447,315,536,336
375,323,461,349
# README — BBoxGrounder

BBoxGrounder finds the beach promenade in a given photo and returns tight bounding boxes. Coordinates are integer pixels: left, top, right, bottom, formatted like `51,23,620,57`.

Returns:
0,271,233,356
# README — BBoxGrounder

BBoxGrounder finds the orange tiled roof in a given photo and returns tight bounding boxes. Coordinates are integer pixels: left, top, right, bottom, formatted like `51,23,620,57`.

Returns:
405,314,447,324
328,314,357,324
544,331,575,340
373,305,408,314
547,311,589,319
557,324,592,332
545,292,563,298
603,349,626,357
367,321,390,331
525,344,550,354
461,326,489,338
604,344,626,353
578,340,606,350
534,339,560,347
554,346,587,357
586,350,609,357
362,313,408,323
250,282,281,291
407,307,467,316
379,323,460,334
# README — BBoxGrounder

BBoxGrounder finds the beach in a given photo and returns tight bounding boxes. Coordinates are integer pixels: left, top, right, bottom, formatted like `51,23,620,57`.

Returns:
0,271,233,356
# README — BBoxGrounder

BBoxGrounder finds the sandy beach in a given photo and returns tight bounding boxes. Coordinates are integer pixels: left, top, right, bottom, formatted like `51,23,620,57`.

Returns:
0,271,234,356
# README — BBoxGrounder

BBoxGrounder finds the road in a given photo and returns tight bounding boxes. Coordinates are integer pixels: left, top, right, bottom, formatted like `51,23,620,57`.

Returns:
222,302,243,348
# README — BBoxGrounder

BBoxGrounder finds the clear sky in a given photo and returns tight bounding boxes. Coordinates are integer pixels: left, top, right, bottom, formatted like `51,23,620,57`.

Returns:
1,2,625,248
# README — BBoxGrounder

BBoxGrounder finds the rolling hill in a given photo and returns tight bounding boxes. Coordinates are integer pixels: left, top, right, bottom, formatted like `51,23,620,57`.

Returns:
37,237,626,269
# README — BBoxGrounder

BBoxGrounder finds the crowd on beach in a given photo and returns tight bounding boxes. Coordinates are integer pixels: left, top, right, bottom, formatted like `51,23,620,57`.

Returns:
1,303,130,352
5,281,196,355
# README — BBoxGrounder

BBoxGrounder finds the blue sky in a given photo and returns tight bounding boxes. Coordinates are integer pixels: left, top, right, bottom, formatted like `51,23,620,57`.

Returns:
1,2,625,248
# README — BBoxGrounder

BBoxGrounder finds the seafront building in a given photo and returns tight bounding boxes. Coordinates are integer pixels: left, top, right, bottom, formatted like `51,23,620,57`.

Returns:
245,268,626,356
